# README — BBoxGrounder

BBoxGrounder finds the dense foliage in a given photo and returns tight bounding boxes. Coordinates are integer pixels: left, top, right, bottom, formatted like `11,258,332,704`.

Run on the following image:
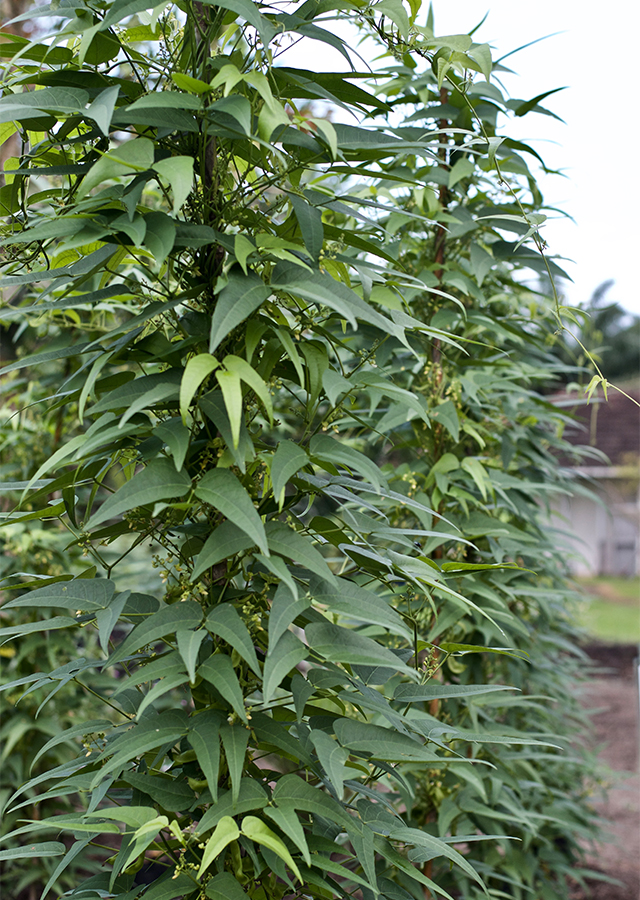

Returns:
1,3,602,900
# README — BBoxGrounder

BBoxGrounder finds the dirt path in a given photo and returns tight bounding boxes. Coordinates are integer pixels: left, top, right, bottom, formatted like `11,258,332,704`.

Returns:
574,644,640,900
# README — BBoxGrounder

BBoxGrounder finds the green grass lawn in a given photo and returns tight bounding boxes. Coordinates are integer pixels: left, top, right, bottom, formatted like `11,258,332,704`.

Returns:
576,576,640,643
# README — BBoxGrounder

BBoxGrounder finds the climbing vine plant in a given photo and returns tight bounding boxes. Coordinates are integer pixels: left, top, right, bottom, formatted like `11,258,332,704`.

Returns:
1,3,601,900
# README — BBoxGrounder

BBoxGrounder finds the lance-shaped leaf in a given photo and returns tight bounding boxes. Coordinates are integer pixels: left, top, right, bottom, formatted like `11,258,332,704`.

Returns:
197,781,268,833
272,773,351,827
195,468,267,555
266,521,335,583
176,628,206,684
192,520,255,580
2,578,116,611
309,433,386,492
393,683,518,703
305,621,412,673
220,354,273,424
87,458,191,529
108,601,202,665
198,816,240,878
188,711,223,803
240,816,302,883
205,604,260,675
269,582,310,647
220,724,249,805
388,826,483,886
91,710,188,786
333,719,440,764
310,730,349,800
179,353,219,423
198,653,247,722
76,137,154,200
0,842,65,861
263,630,307,703
270,440,309,509
152,156,193,214
210,272,270,354
122,773,194,811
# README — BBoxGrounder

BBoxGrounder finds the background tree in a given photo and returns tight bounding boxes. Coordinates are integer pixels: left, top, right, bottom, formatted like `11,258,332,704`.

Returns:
554,279,640,384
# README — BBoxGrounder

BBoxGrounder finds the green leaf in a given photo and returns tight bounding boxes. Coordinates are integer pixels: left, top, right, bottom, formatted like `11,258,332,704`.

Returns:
180,353,219,423
266,521,335,583
310,579,410,639
192,520,255,580
199,0,276,46
0,617,78,643
240,816,302,882
0,842,65,861
270,441,309,508
440,642,529,661
198,816,240,878
220,725,249,805
263,630,307,703
85,85,120,136
76,137,154,200
210,272,270,354
154,418,190,471
300,341,328,409
93,710,188,785
199,389,255,472
205,604,261,675
2,578,116,611
393,683,518,702
177,628,206,683
195,468,268,555
388,826,483,885
197,780,268,833
188,711,223,802
152,156,193,214
290,194,324,260
430,399,460,441
306,621,411,672
268,582,310,647
87,459,191,529
198,654,247,722
310,730,349,800
334,719,439,763
205,872,248,900
272,773,351,827
109,601,203,665
309,433,386,492
221,354,273,424
123,773,194,811
216,368,243,450
144,211,176,265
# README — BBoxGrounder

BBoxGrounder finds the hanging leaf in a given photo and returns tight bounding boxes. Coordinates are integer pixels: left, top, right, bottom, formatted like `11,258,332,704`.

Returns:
180,353,219,423
87,459,192,529
210,272,271,354
198,653,247,721
270,441,309,508
205,604,261,675
240,816,302,882
188,711,223,803
263,630,307,703
198,816,240,878
220,725,249,805
195,469,268,555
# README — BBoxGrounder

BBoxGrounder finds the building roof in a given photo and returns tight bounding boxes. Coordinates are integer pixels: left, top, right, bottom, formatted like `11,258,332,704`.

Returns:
554,386,640,467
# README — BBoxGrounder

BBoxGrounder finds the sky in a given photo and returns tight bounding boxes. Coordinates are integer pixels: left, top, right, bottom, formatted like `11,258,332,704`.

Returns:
280,1,640,316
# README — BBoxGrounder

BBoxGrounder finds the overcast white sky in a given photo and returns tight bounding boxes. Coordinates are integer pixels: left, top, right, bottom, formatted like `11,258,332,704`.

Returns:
282,1,640,316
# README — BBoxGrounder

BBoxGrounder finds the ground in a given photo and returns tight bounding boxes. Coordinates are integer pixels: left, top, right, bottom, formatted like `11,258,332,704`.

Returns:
572,642,640,900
